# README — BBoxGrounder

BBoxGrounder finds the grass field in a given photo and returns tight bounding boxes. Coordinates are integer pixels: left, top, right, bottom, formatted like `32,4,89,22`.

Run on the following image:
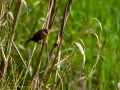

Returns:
0,0,120,89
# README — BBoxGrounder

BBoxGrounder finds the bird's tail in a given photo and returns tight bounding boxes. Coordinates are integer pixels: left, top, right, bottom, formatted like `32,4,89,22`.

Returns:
25,38,32,44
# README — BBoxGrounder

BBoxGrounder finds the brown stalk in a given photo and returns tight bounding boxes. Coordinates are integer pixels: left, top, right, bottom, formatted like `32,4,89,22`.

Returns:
7,0,22,60
48,0,61,29
10,57,17,90
0,0,5,22
39,0,62,87
12,41,32,78
21,43,37,90
0,0,22,87
48,0,57,29
55,48,76,89
1,0,22,86
31,0,53,78
0,0,6,82
44,0,74,88
31,0,53,89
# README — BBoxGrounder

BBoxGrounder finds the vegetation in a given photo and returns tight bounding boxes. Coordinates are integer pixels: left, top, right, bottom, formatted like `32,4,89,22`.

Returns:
0,0,120,90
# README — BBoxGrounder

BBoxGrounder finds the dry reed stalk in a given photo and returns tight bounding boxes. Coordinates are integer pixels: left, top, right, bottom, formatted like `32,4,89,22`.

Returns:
43,0,74,88
0,0,24,88
0,0,6,80
21,43,37,90
73,18,102,89
39,0,62,88
30,0,53,89
7,0,22,60
12,41,32,78
31,0,53,79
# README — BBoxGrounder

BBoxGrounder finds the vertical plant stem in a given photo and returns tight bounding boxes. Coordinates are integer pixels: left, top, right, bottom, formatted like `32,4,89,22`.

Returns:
0,0,6,82
32,0,53,78
31,0,53,89
44,0,74,88
39,0,62,87
7,0,22,60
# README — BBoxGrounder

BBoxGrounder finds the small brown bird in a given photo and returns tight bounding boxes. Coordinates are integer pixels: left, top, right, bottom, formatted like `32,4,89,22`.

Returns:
25,29,49,43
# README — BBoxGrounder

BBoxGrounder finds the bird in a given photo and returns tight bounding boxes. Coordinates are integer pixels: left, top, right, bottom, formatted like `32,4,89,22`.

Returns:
25,29,49,43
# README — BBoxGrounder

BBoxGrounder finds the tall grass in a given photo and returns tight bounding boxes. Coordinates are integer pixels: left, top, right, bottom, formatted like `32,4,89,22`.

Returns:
0,0,120,90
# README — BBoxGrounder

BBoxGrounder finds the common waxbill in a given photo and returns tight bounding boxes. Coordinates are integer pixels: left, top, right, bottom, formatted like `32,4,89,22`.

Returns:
25,29,49,43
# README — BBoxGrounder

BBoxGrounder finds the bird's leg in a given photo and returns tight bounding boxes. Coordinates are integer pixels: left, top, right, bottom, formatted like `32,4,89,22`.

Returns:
37,41,44,44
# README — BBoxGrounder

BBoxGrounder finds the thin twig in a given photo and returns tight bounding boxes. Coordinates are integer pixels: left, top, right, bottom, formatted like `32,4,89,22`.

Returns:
21,43,37,90
7,0,22,61
12,41,32,78
31,0,54,89
44,0,74,88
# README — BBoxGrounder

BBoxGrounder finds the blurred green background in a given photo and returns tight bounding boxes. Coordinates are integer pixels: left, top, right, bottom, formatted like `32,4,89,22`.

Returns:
2,0,120,89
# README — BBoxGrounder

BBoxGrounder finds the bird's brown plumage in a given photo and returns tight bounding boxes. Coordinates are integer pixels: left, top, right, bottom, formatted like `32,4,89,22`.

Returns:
25,29,49,43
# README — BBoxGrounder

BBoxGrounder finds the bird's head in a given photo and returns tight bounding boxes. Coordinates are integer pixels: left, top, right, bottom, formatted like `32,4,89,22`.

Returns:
43,29,49,35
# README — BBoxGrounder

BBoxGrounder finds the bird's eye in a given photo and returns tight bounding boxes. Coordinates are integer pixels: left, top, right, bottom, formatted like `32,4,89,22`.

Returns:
44,29,49,35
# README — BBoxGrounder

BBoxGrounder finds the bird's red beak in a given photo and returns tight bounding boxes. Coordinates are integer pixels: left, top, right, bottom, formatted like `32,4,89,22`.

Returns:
47,32,49,35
